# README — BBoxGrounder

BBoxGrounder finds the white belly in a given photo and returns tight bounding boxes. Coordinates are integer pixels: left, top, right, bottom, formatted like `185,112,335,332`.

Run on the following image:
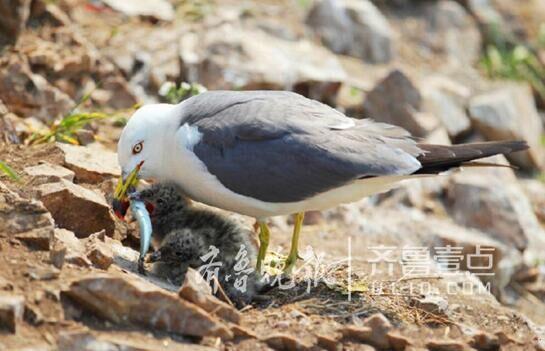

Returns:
165,127,414,219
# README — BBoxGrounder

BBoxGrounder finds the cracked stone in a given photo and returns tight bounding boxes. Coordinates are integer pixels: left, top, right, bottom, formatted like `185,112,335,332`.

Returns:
62,274,233,339
38,180,115,237
56,143,120,183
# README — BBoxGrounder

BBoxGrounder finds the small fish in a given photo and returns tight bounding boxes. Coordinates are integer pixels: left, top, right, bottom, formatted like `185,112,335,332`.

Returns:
130,199,153,274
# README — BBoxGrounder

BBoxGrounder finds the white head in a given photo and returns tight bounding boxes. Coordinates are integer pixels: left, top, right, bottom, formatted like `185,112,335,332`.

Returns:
117,104,177,182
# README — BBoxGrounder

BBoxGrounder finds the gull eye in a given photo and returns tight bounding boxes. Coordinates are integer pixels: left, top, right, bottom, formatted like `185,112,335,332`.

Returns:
132,142,143,154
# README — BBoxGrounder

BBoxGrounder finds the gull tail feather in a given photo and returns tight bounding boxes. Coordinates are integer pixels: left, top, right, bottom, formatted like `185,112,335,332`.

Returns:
414,140,528,174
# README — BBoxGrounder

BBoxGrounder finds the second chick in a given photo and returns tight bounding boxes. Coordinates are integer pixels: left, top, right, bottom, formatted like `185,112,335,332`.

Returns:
136,182,267,307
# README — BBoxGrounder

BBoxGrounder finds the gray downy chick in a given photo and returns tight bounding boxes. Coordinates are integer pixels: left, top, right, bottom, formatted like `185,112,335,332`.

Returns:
137,182,266,307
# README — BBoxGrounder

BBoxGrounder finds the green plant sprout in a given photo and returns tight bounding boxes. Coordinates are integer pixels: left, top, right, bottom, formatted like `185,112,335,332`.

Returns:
480,22,545,102
0,161,20,182
158,81,207,104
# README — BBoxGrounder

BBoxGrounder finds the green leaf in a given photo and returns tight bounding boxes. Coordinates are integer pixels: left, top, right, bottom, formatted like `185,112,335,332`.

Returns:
0,161,20,181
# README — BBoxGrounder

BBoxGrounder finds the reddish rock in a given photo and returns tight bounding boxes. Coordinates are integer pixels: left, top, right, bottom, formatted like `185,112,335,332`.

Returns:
340,325,373,342
0,182,54,250
316,333,341,351
426,340,467,351
231,324,258,339
263,333,313,351
85,231,113,270
63,274,233,339
37,180,115,237
468,331,500,350
362,313,393,349
178,268,241,324
387,332,412,351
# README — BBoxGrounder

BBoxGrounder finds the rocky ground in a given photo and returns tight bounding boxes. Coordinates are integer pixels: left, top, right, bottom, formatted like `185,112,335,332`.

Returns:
2,0,545,350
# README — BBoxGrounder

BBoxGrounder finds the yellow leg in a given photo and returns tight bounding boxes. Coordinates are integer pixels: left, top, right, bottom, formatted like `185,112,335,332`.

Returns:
256,222,270,274
284,212,305,273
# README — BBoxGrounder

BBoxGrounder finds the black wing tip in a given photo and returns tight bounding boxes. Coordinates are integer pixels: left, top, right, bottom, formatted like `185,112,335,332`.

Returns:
415,140,530,175
502,140,529,153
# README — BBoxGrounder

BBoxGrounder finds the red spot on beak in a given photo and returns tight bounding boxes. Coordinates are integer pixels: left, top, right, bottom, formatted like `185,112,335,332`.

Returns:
112,198,130,220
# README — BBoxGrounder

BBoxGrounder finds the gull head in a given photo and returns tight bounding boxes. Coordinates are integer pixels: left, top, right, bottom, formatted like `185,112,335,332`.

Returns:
117,103,176,182
114,103,176,218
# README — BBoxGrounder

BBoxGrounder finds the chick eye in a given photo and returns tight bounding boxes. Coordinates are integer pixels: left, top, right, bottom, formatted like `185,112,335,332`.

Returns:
132,142,143,154
157,199,164,205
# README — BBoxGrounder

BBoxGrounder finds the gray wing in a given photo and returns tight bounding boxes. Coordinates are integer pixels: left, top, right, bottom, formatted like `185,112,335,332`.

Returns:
181,91,423,203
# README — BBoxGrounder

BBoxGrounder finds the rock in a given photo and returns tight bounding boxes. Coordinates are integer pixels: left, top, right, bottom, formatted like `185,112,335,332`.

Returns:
57,329,213,351
424,127,451,145
0,111,25,144
306,0,394,63
0,294,25,333
512,265,540,284
100,76,138,110
24,162,75,182
38,180,115,237
411,295,448,315
425,340,467,351
0,53,74,122
387,332,412,351
0,182,54,250
520,179,545,224
231,324,258,339
315,333,341,351
63,274,233,339
52,228,91,267
468,83,545,170
340,325,373,342
424,1,481,66
56,143,120,183
263,333,313,351
362,313,393,349
421,76,471,140
102,26,181,92
363,69,439,137
25,266,60,281
344,344,375,351
179,24,346,104
49,240,67,269
102,0,174,21
75,129,95,146
468,331,500,350
466,0,503,27
85,232,113,270
178,268,241,324
0,0,31,48
447,168,545,259
422,216,505,276
23,304,43,326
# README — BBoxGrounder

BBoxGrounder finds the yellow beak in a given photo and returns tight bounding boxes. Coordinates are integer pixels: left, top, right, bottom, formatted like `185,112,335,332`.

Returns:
112,161,143,219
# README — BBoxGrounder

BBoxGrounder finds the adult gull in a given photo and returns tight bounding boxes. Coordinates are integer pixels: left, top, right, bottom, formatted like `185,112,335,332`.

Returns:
113,90,528,273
